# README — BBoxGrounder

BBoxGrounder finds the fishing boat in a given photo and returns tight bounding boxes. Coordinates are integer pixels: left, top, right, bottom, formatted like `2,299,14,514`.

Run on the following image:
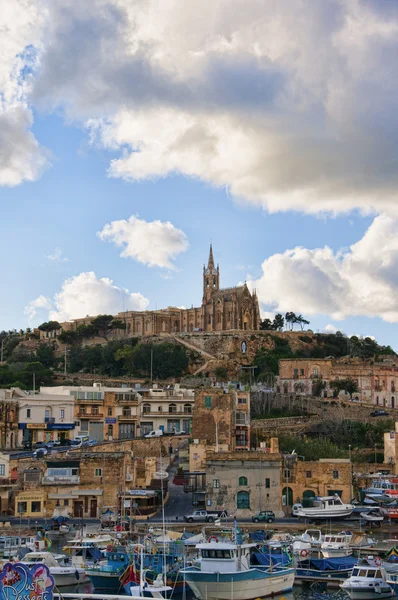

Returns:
321,533,353,558
63,532,113,568
295,555,357,586
19,551,88,586
340,558,395,599
85,546,133,593
121,545,173,599
0,535,37,559
295,494,354,520
181,538,294,600
292,529,322,555
364,480,398,502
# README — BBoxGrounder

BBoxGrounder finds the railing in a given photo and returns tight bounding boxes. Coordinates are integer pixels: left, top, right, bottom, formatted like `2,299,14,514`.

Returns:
141,410,192,416
235,416,248,425
0,478,17,487
42,475,80,485
44,417,55,423
77,411,103,418
118,414,137,420
76,398,104,403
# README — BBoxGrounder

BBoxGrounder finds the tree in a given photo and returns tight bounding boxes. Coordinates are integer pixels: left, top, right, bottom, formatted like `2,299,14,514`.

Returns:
295,315,310,330
58,330,80,345
38,321,61,332
90,315,125,340
214,366,228,380
285,312,296,330
312,379,326,397
35,343,56,368
260,318,273,330
330,377,358,399
272,314,285,331
18,362,54,387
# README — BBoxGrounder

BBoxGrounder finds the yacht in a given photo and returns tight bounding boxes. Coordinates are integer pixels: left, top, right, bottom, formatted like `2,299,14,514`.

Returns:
181,539,294,600
364,480,398,502
292,529,322,555
321,533,353,558
295,494,354,520
341,559,394,599
20,551,88,586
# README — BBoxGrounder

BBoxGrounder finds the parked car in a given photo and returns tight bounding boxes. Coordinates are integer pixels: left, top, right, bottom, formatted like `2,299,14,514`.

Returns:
144,430,164,438
370,410,389,417
251,510,275,523
183,510,227,523
33,448,48,458
22,440,32,450
33,441,48,449
88,439,97,446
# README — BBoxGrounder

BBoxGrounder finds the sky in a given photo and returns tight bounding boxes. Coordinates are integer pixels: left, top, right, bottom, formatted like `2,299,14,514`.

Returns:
2,0,398,348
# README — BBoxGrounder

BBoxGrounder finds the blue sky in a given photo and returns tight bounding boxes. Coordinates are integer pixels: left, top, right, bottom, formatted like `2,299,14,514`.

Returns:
2,1,398,349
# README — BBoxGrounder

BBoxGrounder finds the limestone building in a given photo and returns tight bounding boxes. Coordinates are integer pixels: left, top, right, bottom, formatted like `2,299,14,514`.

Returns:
55,246,261,338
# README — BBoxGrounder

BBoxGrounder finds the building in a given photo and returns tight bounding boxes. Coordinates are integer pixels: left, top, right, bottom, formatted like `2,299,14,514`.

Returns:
282,456,352,509
0,453,18,514
46,246,260,339
279,357,398,407
0,390,19,449
138,385,194,436
384,422,398,474
205,442,282,516
15,390,75,446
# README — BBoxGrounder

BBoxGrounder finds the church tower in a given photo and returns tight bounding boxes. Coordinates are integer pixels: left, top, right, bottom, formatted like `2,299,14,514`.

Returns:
203,244,219,302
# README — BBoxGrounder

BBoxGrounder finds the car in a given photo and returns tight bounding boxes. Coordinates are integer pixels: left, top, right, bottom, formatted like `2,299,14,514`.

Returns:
251,510,275,523
88,439,97,446
33,448,48,458
33,441,48,449
22,440,32,450
370,410,390,417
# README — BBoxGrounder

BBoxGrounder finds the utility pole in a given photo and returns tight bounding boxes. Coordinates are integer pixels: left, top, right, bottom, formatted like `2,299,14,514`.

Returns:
64,345,67,376
33,373,35,394
150,348,153,385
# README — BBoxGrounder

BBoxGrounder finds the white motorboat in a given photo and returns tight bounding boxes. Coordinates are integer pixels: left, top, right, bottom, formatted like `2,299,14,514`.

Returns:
20,551,89,586
181,539,294,600
360,508,384,524
63,533,113,568
0,535,37,559
292,529,322,555
296,494,354,520
341,559,394,599
321,533,353,558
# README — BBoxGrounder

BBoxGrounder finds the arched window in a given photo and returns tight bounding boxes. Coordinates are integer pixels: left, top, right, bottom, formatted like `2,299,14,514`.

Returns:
217,312,221,323
183,404,192,414
142,403,151,414
237,490,250,509
238,476,247,486
169,403,177,414
208,314,211,325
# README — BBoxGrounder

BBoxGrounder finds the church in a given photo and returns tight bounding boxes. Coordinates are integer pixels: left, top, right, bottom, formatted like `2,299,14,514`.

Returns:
59,246,261,337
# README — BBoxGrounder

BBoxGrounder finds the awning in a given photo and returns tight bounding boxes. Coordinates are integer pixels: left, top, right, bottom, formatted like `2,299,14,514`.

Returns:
47,490,103,499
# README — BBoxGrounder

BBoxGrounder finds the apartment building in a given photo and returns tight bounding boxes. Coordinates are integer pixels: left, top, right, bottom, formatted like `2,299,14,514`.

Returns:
0,390,19,449
138,385,194,436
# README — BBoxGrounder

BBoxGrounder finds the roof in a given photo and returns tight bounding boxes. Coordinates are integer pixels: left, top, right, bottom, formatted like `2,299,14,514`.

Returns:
212,285,246,302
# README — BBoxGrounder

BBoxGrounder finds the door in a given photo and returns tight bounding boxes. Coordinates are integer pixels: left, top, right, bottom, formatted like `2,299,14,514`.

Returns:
90,499,98,518
89,422,104,442
119,423,135,439
302,490,316,507
74,501,83,518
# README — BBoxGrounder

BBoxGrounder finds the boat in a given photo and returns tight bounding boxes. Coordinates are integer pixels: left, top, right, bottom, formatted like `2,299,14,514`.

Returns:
121,545,173,599
19,551,88,586
295,555,357,586
292,529,322,555
0,535,37,559
295,494,354,520
85,546,133,593
360,508,384,525
63,533,113,568
321,533,353,558
180,538,295,600
340,558,395,599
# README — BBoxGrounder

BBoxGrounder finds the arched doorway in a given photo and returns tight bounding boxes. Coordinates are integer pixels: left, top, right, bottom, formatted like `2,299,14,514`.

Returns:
302,489,316,507
282,486,293,507
392,397,395,409
237,491,250,509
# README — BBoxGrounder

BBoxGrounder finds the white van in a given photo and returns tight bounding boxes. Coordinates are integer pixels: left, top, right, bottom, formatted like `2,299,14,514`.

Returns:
144,430,164,438
72,435,90,447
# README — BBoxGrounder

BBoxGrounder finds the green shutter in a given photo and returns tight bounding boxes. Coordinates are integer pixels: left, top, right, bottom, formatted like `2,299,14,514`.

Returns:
205,396,212,408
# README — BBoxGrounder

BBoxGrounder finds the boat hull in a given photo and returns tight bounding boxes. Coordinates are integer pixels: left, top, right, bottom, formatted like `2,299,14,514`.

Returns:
86,571,125,593
297,509,353,519
182,568,295,600
51,568,89,587
340,585,394,600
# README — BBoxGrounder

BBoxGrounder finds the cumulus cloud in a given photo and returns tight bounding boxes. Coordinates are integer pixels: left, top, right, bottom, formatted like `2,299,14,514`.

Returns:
324,324,338,334
25,272,149,323
252,214,398,323
97,215,188,269
22,0,398,214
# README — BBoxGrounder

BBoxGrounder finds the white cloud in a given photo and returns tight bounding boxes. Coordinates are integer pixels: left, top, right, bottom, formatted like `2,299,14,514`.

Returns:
25,272,149,323
25,0,398,214
324,324,338,334
252,214,398,323
97,215,188,269
45,247,68,263
24,295,52,321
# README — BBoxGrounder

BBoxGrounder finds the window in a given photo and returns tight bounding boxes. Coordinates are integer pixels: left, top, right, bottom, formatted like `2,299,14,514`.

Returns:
294,368,298,378
158,406,162,412
205,396,212,408
238,476,248,486
306,470,312,478
217,312,221,323
283,468,291,480
17,502,27,514
95,468,102,477
0,465,5,476
80,407,86,415
142,404,151,414
300,369,304,376
45,409,50,420
183,404,192,414
26,409,31,418
237,490,250,509
313,368,319,376
63,499,69,506
92,406,99,415
333,470,339,479
238,397,246,404
31,501,41,513
213,479,220,488
265,478,270,489
107,424,113,437
169,403,177,414
60,409,65,419
108,407,112,416
122,408,131,417
208,314,211,324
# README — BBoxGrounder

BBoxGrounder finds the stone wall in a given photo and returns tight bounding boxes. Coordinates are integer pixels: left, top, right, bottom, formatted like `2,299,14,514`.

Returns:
284,458,351,504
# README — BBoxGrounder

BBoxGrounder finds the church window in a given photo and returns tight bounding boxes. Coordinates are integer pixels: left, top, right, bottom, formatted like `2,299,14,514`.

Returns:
227,312,231,321
217,312,221,323
206,278,209,288
208,314,211,325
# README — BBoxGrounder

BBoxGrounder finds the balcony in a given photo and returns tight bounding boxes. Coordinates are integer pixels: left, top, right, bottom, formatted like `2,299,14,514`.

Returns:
235,416,248,426
77,411,103,419
0,478,17,487
115,395,138,404
118,414,137,421
42,475,80,485
44,417,55,424
76,398,104,403
141,410,192,417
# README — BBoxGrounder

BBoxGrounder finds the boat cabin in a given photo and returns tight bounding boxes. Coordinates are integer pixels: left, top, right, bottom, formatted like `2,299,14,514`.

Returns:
323,535,350,545
351,566,383,579
197,542,254,573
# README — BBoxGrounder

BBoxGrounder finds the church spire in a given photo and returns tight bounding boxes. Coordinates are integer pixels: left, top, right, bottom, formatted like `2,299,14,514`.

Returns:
208,244,215,269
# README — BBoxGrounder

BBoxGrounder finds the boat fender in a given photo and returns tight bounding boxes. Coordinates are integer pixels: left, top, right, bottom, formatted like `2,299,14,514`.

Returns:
374,557,382,566
75,570,80,581
208,536,219,543
106,545,115,552
300,549,309,558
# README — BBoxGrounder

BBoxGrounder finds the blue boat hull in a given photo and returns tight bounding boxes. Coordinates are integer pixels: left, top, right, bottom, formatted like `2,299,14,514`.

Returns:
87,572,125,593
